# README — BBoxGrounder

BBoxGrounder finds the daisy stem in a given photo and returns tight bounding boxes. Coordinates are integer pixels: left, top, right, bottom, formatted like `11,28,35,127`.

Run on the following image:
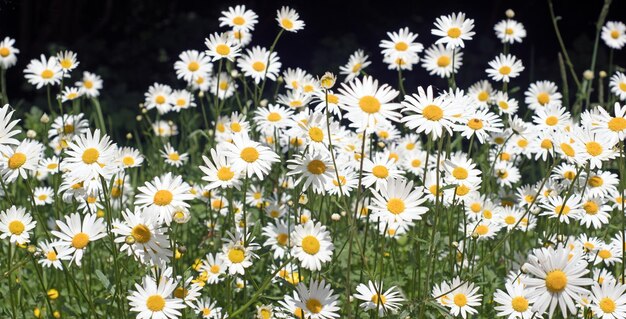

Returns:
257,29,284,105
557,53,570,108
619,141,625,277
547,0,582,91
397,68,406,97
29,255,55,318
7,243,17,319
198,92,210,134
100,176,125,318
0,67,8,105
214,60,223,115
92,98,107,135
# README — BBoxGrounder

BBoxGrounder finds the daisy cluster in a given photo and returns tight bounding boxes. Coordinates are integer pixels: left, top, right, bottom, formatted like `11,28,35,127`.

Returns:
0,4,626,319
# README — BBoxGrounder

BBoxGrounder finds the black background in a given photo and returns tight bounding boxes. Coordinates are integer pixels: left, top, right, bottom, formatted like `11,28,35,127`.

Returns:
1,0,624,135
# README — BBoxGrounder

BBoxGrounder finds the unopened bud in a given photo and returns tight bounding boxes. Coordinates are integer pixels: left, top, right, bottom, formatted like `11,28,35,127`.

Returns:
599,70,607,78
260,99,268,107
26,130,37,139
331,213,341,221
277,76,284,83
126,133,133,140
125,235,136,245
583,70,594,80
230,69,239,78
136,115,143,121
178,245,187,254
198,91,205,98
40,113,50,124
505,9,515,18
141,108,147,114
319,72,337,89
47,288,59,300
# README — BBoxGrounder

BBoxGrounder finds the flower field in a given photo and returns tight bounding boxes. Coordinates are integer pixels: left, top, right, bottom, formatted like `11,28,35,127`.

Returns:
1,2,626,318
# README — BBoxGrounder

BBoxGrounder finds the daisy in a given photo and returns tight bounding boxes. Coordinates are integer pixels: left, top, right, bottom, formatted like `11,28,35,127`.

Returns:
199,253,226,285
354,281,404,316
0,206,36,245
369,178,428,231
112,207,171,265
61,86,82,102
144,83,173,114
532,105,571,130
135,173,194,225
573,128,617,169
283,67,310,90
602,21,626,49
37,240,72,270
494,91,519,115
455,108,503,143
431,12,475,49
62,129,117,183
76,71,103,98
254,104,294,132
486,54,524,82
295,279,340,319
579,195,611,229
174,50,212,83
493,280,535,319
23,54,62,89
493,161,521,187
161,143,188,167
277,89,311,109
594,244,622,266
48,113,89,141
33,186,54,206
127,275,185,319
262,220,293,259
590,279,626,319
276,7,305,33
0,104,20,148
219,5,258,32
525,81,563,110
287,150,335,195
421,44,463,78
51,213,106,266
117,146,144,169
340,50,371,83
494,19,527,44
291,221,334,271
446,277,482,319
523,245,593,318
220,231,259,276
209,72,236,99
338,76,401,131
610,72,626,101
193,297,223,319
402,85,463,139
380,27,423,62
237,46,281,84
540,194,584,224
219,133,280,179
0,139,42,183
362,151,403,190
200,148,242,190
0,37,19,69
56,50,79,74
466,219,501,240
205,32,241,62
593,102,626,140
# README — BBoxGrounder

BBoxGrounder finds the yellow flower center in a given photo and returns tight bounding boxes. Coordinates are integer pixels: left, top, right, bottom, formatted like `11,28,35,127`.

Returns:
371,294,387,305
230,122,241,132
599,249,612,259
358,96,381,114
276,233,289,246
511,296,529,312
46,251,58,261
541,139,553,149
453,293,467,307
600,297,616,313
437,55,451,67
467,118,483,130
372,165,389,178
8,220,25,235
456,184,470,196
252,61,266,72
240,147,259,163
447,27,462,38
146,295,166,312
82,148,100,164
228,247,245,263
545,270,567,293
217,167,235,181
452,167,468,180
475,225,489,236
332,175,347,186
611,30,620,39
411,159,422,168
168,153,180,161
131,224,151,244
153,190,173,206
537,92,550,105
583,201,599,215
267,112,282,122
307,160,327,175
60,59,73,69
505,28,514,35
187,61,199,72
608,117,626,132
498,101,509,110
327,94,339,104
215,44,231,56
386,198,405,214
71,232,90,249
308,127,324,142
563,171,575,180
173,287,188,299
585,141,603,156
279,17,294,29
306,298,322,313
560,143,575,157
84,80,94,89
423,104,444,121
8,152,26,169
233,16,245,25
545,116,558,126
47,163,59,170
504,215,516,225
588,176,604,187
0,47,9,57
210,265,220,274
395,41,408,51
499,66,511,75
41,69,54,79
301,235,320,255
470,203,481,213
477,91,489,102
123,156,135,166
555,205,570,215
620,82,626,92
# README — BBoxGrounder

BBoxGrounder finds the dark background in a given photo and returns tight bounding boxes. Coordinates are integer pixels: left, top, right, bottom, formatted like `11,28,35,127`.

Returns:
0,0,624,135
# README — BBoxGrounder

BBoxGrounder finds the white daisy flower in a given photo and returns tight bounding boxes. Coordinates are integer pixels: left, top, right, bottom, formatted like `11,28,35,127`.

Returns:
295,279,340,319
23,54,62,89
291,221,334,271
237,46,281,84
219,133,280,179
431,12,475,49
486,54,524,82
135,173,194,225
494,19,527,44
421,44,463,78
353,281,404,316
0,37,19,69
127,275,185,319
276,7,305,33
0,206,36,245
219,5,258,32
602,21,626,49
51,212,106,266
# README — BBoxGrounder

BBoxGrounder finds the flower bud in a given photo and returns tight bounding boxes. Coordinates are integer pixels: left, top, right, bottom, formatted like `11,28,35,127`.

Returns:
505,9,515,18
126,133,133,140
599,70,607,78
47,288,59,300
319,72,336,89
26,130,37,139
260,99,268,107
40,113,50,124
583,70,594,80
331,213,341,221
